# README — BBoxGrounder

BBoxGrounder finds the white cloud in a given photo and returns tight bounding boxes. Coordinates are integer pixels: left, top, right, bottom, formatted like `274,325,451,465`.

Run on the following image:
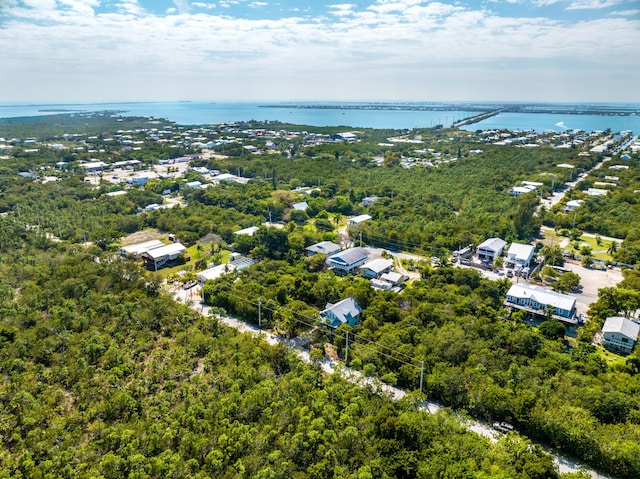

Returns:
531,0,563,6
609,9,640,15
173,0,191,14
167,7,177,13
193,2,217,8
249,1,268,7
567,0,625,10
0,0,638,102
330,3,355,16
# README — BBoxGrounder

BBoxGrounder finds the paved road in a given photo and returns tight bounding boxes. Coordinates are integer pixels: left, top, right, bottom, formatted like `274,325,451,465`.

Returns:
172,285,612,479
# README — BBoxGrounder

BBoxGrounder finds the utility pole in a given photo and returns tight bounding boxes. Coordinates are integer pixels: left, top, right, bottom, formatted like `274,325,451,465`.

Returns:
359,231,363,247
345,331,349,364
258,298,262,329
419,361,425,393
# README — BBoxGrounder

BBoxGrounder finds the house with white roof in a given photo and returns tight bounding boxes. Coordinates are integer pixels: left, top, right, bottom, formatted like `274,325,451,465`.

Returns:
348,214,372,226
602,316,640,354
81,161,108,172
141,242,187,270
506,243,535,268
234,226,260,237
477,237,507,263
196,263,236,284
320,297,362,329
504,284,578,324
586,188,608,196
292,201,308,211
326,247,370,274
564,199,584,214
120,239,165,258
305,241,342,257
359,258,394,279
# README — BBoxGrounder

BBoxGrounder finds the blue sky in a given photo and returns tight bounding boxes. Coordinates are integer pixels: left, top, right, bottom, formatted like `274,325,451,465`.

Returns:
1,0,638,102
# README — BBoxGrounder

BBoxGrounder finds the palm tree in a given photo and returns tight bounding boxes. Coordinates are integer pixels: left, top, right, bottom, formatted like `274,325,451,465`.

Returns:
607,241,619,256
333,212,344,227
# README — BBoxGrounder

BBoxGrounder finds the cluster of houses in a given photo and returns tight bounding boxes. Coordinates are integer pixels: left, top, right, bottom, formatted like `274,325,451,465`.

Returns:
473,128,624,151
307,242,407,291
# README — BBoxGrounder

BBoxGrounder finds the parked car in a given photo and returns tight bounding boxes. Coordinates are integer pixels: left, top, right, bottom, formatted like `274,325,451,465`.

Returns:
493,422,514,433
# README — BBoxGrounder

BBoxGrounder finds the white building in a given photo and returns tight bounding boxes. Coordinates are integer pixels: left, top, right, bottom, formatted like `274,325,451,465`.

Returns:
234,226,260,237
196,263,236,284
141,242,187,270
564,199,584,213
602,316,640,354
120,239,165,258
348,214,372,226
477,237,507,263
506,243,535,267
359,258,394,279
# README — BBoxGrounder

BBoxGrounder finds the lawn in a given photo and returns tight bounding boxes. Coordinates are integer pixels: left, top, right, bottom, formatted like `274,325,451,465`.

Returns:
540,229,615,262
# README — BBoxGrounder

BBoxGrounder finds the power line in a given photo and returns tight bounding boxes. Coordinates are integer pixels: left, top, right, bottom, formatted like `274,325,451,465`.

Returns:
218,290,423,370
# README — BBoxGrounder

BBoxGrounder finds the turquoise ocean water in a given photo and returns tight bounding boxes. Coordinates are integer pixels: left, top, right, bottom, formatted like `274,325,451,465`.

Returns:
1,101,639,133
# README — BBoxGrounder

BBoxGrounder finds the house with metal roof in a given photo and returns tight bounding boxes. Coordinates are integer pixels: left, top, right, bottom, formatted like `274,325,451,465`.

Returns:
234,226,260,237
326,247,370,274
504,283,578,324
305,241,342,257
506,243,535,267
120,239,165,258
602,316,640,354
320,297,362,329
477,237,507,263
196,263,236,284
359,258,394,279
141,242,187,270
348,214,372,226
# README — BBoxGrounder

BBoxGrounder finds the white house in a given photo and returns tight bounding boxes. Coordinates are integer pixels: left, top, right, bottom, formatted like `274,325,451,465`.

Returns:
359,258,394,279
477,237,507,263
120,239,165,258
602,316,640,354
292,201,308,211
320,297,362,329
196,263,236,284
348,214,372,226
506,243,535,267
586,188,608,196
511,185,537,196
81,161,108,172
326,247,370,274
234,226,260,237
504,284,578,324
564,199,584,214
141,242,187,270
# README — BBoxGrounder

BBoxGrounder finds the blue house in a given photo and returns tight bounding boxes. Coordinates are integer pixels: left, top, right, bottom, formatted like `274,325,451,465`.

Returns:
320,297,362,329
